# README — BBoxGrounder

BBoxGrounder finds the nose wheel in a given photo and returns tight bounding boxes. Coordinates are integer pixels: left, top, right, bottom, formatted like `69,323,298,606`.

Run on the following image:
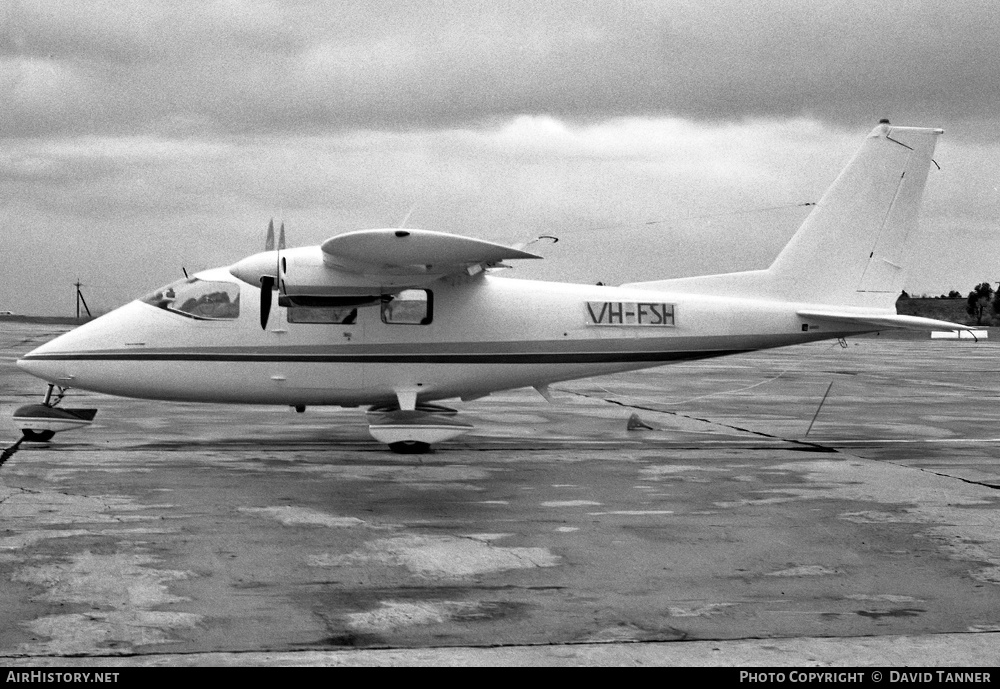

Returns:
12,385,98,442
21,429,56,442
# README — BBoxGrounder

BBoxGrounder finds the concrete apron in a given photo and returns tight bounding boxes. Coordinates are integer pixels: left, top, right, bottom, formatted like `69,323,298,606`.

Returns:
1,326,998,665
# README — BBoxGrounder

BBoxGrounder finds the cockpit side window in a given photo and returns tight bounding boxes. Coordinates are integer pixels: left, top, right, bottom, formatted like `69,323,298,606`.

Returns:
141,278,241,320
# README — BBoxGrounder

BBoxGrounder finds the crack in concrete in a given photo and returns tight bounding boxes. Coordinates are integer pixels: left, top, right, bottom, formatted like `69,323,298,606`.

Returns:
571,384,1000,492
3,627,1000,662
0,482,44,508
559,388,838,454
882,461,1000,492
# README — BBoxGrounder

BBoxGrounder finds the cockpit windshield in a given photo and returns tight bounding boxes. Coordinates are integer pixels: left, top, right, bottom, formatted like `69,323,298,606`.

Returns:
141,278,241,320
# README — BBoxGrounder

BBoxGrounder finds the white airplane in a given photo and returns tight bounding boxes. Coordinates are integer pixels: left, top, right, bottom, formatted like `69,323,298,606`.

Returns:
14,122,972,453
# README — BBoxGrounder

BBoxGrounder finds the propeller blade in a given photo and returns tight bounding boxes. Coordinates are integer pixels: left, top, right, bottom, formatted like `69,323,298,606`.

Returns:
265,219,275,251
259,275,275,329
276,241,288,296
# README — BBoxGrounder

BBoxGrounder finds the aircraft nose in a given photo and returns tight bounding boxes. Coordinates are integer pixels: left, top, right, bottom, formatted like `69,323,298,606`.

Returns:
17,340,70,385
15,300,159,395
16,312,118,385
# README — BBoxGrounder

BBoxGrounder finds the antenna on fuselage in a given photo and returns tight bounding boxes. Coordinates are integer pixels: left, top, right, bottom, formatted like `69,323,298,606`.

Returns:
398,205,417,229
513,234,559,251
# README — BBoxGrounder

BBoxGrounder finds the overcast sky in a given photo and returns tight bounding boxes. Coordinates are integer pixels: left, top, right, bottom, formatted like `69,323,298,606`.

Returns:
3,0,999,315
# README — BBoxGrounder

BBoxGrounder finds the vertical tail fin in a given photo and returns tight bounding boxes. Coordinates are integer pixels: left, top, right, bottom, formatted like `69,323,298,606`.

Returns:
767,123,942,307
627,123,943,309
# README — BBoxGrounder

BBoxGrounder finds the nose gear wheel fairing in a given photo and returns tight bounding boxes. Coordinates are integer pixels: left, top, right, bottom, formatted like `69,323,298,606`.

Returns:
13,404,98,441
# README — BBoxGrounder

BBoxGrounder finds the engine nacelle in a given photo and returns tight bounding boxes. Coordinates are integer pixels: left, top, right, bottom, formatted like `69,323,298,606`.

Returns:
229,246,440,297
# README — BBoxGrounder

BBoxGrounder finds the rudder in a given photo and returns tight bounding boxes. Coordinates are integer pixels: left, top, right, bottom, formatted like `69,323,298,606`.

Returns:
626,123,943,310
767,123,942,307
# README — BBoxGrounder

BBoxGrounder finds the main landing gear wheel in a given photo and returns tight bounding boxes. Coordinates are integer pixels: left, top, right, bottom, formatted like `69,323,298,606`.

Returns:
368,408,473,453
21,429,55,442
388,440,432,455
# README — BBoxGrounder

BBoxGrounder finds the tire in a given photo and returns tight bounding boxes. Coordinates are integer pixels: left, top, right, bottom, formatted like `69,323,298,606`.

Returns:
388,441,431,454
22,429,55,442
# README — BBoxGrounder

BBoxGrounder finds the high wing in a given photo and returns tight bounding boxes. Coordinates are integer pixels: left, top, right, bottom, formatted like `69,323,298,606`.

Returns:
231,228,541,295
320,228,541,276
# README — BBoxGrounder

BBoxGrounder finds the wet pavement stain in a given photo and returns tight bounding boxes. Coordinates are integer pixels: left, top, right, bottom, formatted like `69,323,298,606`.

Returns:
12,551,200,654
344,599,525,633
856,608,926,620
310,533,560,579
311,632,386,648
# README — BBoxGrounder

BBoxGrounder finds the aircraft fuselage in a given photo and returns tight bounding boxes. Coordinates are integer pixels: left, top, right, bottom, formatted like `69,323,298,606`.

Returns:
17,268,863,407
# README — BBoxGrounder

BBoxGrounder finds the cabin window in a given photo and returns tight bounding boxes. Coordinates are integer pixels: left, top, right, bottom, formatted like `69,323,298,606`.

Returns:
381,289,432,325
288,306,357,324
280,295,363,324
142,278,241,320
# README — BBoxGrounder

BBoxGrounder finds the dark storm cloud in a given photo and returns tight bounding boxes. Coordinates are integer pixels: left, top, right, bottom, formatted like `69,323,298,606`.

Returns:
3,1,999,316
3,0,999,138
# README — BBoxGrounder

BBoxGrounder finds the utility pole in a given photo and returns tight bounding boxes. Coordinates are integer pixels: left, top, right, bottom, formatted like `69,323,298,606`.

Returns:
75,280,92,321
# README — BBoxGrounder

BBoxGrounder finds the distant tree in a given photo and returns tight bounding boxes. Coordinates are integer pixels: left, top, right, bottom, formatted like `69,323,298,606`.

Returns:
967,282,995,325
898,290,910,300
948,290,962,299
992,290,1000,321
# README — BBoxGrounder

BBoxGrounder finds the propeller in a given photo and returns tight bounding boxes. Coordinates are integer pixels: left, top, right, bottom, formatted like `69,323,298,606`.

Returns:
259,275,275,329
259,220,285,330
265,219,275,251
259,250,284,330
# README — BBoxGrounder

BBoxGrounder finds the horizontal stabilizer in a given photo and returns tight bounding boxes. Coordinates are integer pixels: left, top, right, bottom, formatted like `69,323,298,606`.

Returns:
798,309,975,333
